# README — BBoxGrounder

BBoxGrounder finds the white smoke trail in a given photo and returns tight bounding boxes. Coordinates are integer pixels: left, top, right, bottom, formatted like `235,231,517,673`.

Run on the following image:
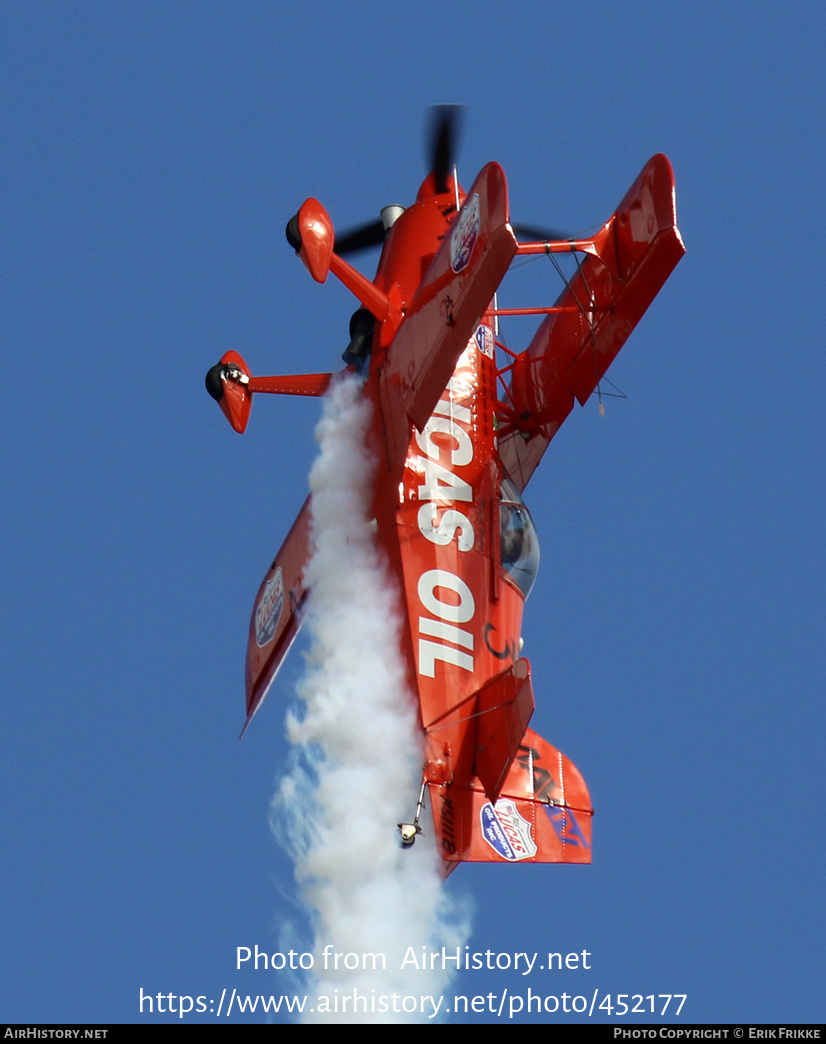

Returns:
272,375,470,1024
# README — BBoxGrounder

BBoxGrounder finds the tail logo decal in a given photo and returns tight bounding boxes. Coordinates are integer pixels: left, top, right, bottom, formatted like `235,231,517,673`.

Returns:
481,798,537,861
543,805,590,850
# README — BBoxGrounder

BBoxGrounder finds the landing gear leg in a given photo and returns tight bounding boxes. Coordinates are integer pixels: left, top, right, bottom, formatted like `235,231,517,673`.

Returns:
398,775,428,847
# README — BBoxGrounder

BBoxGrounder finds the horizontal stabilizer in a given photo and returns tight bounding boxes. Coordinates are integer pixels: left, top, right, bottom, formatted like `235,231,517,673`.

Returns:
474,659,535,802
429,726,592,866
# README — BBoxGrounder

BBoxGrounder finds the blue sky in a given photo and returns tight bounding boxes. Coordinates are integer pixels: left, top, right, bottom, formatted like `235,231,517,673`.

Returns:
2,0,824,1024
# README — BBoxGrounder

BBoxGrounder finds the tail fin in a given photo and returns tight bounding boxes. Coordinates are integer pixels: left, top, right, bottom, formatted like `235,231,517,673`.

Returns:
429,725,592,867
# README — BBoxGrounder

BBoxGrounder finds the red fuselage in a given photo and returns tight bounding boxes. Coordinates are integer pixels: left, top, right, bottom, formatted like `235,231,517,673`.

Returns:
221,154,684,867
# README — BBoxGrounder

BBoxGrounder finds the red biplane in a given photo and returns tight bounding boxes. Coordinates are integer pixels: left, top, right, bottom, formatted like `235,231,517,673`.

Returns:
206,111,684,870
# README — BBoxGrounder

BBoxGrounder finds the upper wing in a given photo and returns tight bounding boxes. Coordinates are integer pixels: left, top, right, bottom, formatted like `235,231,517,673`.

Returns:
498,154,685,491
378,162,517,473
242,497,311,734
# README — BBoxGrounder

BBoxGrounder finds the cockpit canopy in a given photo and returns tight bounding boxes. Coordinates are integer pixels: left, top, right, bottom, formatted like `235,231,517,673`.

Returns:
499,478,540,598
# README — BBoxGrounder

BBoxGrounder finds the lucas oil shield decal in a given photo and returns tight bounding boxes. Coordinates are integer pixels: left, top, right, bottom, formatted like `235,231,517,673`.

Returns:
450,193,480,273
255,568,284,648
480,798,537,861
475,323,494,358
